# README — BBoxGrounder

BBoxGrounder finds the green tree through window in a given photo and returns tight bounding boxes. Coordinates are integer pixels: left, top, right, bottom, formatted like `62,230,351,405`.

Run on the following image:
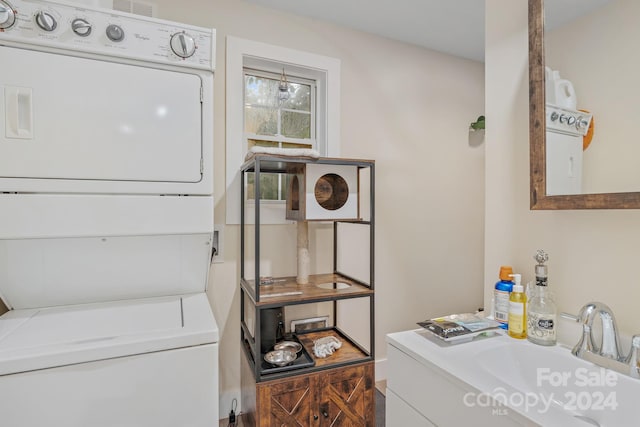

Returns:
244,69,315,200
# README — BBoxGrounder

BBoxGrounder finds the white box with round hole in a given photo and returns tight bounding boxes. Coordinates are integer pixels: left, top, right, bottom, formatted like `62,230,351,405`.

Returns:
286,163,359,221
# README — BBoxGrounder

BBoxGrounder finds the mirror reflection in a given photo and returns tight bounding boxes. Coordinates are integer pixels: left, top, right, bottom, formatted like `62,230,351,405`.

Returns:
544,0,639,195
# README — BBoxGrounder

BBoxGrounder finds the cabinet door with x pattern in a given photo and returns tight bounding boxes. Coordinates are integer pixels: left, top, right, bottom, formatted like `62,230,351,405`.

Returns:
258,373,320,426
319,363,375,427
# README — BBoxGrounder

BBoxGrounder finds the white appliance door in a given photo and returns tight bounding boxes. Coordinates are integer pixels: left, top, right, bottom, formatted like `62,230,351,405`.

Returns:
0,234,212,309
0,293,218,375
0,344,219,427
0,293,219,426
546,131,583,196
0,46,203,183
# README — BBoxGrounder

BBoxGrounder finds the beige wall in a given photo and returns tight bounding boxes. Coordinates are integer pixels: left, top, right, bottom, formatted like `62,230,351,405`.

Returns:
546,0,640,194
485,0,640,346
150,0,485,415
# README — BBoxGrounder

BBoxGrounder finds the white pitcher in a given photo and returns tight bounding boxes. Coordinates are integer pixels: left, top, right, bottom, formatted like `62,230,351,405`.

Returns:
544,67,560,105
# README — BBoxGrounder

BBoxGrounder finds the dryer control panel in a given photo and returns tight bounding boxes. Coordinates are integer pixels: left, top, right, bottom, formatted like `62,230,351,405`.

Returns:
546,104,592,137
0,0,215,70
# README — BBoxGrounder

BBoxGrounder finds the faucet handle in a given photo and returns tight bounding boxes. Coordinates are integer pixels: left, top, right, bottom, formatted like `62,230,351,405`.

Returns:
630,335,640,357
626,335,640,379
599,311,620,359
563,311,592,358
566,310,594,357
561,312,579,322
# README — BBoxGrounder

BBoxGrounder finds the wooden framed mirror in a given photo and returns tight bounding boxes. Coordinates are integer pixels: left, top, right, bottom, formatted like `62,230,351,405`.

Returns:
529,0,640,209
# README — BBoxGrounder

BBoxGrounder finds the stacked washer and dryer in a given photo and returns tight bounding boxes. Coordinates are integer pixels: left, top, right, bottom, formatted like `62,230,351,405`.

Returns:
545,67,593,195
0,0,219,425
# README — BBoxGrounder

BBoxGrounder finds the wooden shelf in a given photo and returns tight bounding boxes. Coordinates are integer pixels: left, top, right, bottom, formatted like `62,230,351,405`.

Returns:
243,327,372,382
242,273,373,306
297,328,369,368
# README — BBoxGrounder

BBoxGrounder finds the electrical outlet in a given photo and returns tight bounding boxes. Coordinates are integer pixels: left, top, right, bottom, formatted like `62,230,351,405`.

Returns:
212,224,224,263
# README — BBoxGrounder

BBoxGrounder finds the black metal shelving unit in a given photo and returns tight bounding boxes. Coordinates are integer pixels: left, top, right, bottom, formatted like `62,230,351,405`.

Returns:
240,154,375,382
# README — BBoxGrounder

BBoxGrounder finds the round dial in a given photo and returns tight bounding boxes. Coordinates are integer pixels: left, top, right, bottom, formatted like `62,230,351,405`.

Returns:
576,116,589,131
35,10,57,32
72,18,92,37
106,24,124,42
170,32,196,58
0,0,16,30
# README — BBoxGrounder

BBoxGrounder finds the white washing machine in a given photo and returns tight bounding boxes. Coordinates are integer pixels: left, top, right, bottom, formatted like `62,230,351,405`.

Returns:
545,104,592,195
0,0,219,425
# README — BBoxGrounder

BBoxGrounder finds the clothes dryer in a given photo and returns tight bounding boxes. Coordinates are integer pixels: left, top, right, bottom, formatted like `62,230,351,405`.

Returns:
0,1,218,425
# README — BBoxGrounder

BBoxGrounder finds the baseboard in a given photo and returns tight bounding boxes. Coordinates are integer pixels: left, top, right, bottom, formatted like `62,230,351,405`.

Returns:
375,357,387,382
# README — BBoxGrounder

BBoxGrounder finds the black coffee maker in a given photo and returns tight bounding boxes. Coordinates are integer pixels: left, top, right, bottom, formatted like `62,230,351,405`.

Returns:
260,307,284,353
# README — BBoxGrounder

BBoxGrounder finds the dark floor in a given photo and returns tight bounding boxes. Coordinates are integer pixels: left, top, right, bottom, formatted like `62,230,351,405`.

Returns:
219,389,386,426
375,388,386,427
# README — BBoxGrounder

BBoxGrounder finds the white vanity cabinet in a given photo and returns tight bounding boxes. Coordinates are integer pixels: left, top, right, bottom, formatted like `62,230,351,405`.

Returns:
385,388,435,427
386,330,536,427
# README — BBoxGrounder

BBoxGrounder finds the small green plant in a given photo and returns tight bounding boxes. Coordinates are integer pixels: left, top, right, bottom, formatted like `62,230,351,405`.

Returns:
470,115,485,131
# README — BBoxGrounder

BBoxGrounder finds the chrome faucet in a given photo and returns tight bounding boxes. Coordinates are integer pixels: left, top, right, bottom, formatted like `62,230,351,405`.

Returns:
562,302,640,380
570,302,622,359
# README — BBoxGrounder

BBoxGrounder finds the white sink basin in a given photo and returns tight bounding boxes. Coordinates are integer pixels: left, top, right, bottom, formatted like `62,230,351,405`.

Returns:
386,330,640,427
474,339,639,426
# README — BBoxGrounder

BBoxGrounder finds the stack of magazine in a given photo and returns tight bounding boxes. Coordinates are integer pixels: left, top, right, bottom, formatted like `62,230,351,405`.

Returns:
417,313,501,343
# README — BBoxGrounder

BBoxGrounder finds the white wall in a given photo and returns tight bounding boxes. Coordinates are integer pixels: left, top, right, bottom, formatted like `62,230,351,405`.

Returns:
147,0,485,416
0,0,486,419
485,0,640,348
546,0,640,194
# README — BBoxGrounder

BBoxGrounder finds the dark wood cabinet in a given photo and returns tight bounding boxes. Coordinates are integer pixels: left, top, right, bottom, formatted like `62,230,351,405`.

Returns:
258,372,318,426
253,362,375,427
318,362,375,426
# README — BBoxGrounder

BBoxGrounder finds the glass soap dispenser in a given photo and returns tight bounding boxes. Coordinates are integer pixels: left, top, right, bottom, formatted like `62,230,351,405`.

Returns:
527,250,557,346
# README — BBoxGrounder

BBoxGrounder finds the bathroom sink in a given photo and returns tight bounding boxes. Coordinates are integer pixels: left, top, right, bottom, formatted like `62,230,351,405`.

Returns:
386,330,639,427
473,340,639,427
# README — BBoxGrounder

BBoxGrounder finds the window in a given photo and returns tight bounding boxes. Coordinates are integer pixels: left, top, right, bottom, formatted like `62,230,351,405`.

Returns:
226,37,341,224
244,69,315,201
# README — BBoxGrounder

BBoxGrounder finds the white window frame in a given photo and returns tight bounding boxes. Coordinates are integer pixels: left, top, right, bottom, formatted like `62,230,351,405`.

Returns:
226,36,341,224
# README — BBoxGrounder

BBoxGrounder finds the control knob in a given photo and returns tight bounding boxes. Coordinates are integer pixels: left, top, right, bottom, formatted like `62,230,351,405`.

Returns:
576,116,590,131
106,24,124,42
72,18,92,37
0,0,16,30
35,10,57,32
170,32,196,58
559,114,568,124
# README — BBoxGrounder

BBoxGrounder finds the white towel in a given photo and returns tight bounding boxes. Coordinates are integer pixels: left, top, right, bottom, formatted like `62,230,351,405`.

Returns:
312,335,342,358
245,146,320,161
